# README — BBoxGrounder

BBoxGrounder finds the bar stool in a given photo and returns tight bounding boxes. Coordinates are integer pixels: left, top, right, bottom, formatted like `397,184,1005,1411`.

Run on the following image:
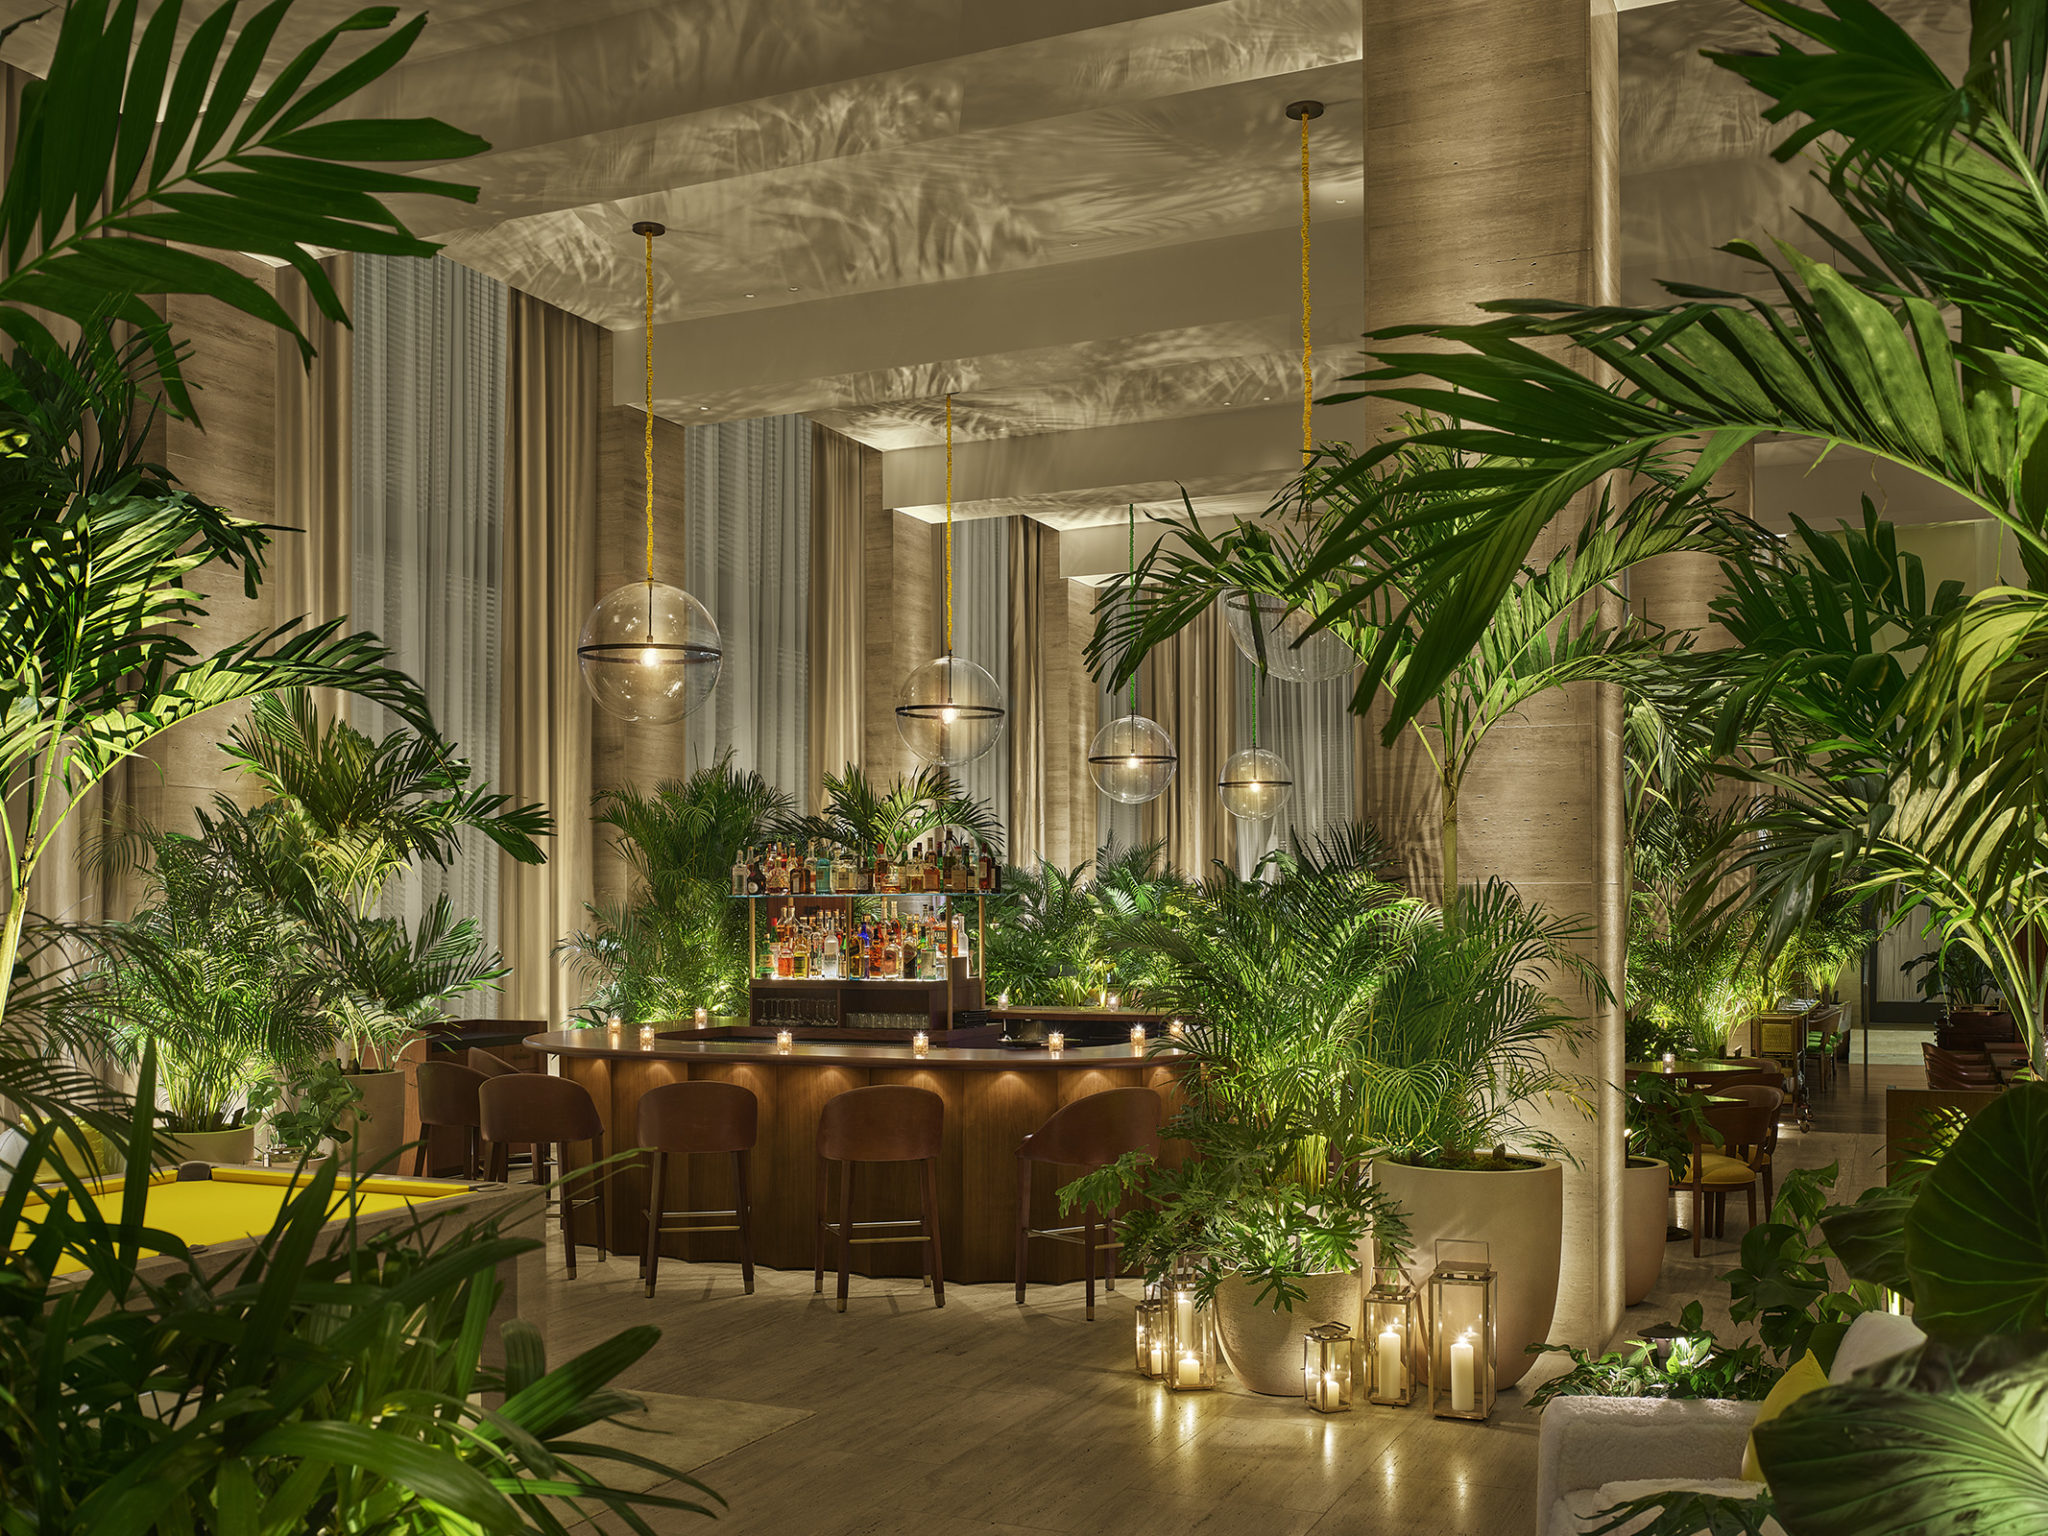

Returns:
467,1048,521,1078
1015,1087,1162,1320
413,1060,486,1178
813,1085,944,1312
636,1080,758,1298
479,1073,609,1277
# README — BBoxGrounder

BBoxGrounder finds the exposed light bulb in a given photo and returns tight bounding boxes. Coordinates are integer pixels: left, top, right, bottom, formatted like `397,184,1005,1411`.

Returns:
639,646,659,667
941,705,959,724
1126,755,1140,769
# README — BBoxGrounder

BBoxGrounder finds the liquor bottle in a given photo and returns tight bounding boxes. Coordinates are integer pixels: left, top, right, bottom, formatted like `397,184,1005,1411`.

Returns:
811,840,833,895
767,843,789,895
823,918,841,979
832,845,855,894
947,838,968,893
745,847,765,897
877,848,898,893
775,929,793,978
976,846,993,893
731,847,748,897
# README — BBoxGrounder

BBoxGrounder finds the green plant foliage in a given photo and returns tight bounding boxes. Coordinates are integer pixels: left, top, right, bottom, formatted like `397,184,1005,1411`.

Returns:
1625,1074,1720,1180
1721,1163,1885,1369
1585,1489,1778,1536
1755,1335,2048,1536
0,1054,719,1532
248,1059,365,1162
1526,1302,1780,1409
797,763,1002,862
982,838,1191,1006
1905,1083,2048,1335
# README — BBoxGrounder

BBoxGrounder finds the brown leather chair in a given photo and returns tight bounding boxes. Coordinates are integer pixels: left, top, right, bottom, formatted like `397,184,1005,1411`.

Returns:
813,1085,944,1312
636,1081,759,1299
1923,1041,2004,1090
479,1072,609,1278
1718,1058,1791,1094
1673,1095,1777,1255
1014,1087,1162,1320
1716,1083,1784,1215
413,1060,486,1178
467,1048,521,1078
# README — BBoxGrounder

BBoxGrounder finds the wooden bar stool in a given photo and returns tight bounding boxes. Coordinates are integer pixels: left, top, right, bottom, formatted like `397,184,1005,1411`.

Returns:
1015,1087,1162,1320
636,1080,759,1299
467,1048,521,1078
479,1072,609,1278
813,1085,944,1312
413,1060,486,1178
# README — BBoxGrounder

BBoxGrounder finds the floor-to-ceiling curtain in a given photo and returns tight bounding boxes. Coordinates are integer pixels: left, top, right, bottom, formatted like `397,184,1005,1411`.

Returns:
685,415,810,800
353,255,507,1013
808,423,865,809
501,290,597,1025
1232,651,1356,874
1096,654,1147,858
950,517,1010,843
275,254,355,726
1142,600,1234,879
1006,518,1049,863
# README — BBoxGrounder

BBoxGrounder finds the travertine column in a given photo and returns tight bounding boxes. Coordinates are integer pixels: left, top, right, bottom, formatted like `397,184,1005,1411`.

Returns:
858,509,939,784
1628,444,1753,648
1361,0,1626,1350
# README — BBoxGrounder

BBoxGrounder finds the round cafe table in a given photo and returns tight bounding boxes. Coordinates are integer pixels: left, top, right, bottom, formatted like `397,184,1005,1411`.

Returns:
1623,1059,1761,1090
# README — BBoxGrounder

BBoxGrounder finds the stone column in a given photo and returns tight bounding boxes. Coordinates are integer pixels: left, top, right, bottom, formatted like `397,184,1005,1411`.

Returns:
1361,0,1626,1350
1628,444,1753,648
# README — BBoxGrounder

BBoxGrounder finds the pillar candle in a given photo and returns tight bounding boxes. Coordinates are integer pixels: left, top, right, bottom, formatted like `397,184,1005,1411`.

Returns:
1450,1331,1476,1413
1378,1325,1404,1394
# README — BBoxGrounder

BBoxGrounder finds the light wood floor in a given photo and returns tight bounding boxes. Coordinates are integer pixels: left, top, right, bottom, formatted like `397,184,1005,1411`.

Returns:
529,1064,1902,1536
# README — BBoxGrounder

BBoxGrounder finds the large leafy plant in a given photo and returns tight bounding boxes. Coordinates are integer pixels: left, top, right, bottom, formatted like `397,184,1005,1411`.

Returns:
796,763,1002,862
0,1055,718,1532
1527,1301,1779,1409
983,838,1190,1007
0,0,492,1093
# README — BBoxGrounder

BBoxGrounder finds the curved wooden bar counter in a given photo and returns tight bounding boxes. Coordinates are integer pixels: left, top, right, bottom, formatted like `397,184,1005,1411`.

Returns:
526,1027,1181,1285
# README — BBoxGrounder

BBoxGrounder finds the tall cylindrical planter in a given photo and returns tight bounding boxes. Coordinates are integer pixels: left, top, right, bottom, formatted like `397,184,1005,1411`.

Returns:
1212,1270,1362,1396
340,1070,407,1174
169,1125,257,1165
1623,1156,1670,1307
1369,1157,1563,1390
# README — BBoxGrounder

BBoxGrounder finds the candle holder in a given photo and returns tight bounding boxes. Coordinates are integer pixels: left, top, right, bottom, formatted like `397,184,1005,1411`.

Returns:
1364,1266,1418,1406
638,1025,656,1049
1046,1030,1065,1055
1129,1024,1147,1049
1134,1293,1169,1379
913,1030,930,1058
694,1006,709,1027
605,1014,623,1043
1107,992,1121,1011
997,990,1011,1009
1302,1321,1353,1413
1167,1018,1185,1041
1427,1240,1497,1422
775,1029,794,1054
1660,1050,1677,1074
1163,1280,1219,1391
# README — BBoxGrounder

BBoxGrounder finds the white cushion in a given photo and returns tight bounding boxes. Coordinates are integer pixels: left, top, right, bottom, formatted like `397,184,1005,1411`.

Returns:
1828,1311,1925,1384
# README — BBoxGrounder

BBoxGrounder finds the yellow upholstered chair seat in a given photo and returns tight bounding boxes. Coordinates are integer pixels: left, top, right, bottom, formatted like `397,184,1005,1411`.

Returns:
1673,1152,1757,1187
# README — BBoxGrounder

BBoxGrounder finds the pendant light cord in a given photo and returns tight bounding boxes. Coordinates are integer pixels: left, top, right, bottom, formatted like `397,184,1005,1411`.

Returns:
1127,503,1139,715
643,227,657,582
943,392,955,656
1299,109,1312,466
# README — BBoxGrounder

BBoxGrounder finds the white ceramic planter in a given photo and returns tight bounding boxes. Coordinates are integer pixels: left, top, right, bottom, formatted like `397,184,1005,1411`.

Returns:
1212,1269,1362,1396
169,1125,257,1165
1368,1157,1563,1389
1623,1155,1670,1307
340,1069,407,1174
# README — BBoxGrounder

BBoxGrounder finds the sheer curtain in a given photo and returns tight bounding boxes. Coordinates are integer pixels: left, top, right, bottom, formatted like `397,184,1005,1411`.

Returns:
950,517,1010,844
352,255,507,1011
1232,650,1356,874
684,415,811,801
808,423,866,809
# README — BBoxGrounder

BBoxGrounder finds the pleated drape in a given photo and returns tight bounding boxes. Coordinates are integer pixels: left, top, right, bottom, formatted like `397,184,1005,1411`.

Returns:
1006,518,1049,862
950,517,1010,841
1233,651,1356,873
684,415,811,801
352,255,507,1009
1143,600,1235,878
808,423,865,809
274,254,354,721
500,291,597,1026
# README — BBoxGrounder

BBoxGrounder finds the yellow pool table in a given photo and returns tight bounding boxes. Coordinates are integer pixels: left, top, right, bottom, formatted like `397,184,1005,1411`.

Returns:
20,1165,494,1276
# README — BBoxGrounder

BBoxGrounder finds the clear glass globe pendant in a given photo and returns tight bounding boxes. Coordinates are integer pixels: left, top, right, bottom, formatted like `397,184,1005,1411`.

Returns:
578,221,723,724
897,393,1006,766
1218,745,1293,821
1089,712,1177,804
1224,590,1357,684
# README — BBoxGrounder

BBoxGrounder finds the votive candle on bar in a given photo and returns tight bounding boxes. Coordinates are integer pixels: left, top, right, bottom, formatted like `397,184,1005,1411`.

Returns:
1168,1018,1185,1040
1046,1029,1065,1054
638,1025,655,1048
1130,1024,1147,1049
606,1014,622,1041
775,1029,794,1054
1107,992,1121,1011
694,1006,709,1026
913,1030,930,1057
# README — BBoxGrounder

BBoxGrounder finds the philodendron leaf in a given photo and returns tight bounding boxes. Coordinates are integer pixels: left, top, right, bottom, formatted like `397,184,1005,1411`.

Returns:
1906,1083,2048,1334
1820,1182,1916,1301
1756,1335,2048,1536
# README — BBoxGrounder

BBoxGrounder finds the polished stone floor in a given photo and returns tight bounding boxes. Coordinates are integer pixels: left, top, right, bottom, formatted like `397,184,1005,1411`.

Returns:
529,1063,1905,1536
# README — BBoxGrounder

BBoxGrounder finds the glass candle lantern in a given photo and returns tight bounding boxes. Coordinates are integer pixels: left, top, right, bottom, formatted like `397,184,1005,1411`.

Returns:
1163,1281,1220,1391
1107,992,1121,1011
1302,1322,1353,1413
1046,1030,1065,1055
1168,1018,1185,1040
638,1025,656,1048
694,1006,709,1026
1130,1024,1147,1049
1134,1295,1169,1379
606,1014,622,1042
775,1029,794,1054
913,1030,930,1058
1427,1240,1498,1422
1364,1267,1418,1406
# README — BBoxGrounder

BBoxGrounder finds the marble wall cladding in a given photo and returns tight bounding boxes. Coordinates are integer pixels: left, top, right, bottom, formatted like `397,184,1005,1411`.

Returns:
859,508,938,785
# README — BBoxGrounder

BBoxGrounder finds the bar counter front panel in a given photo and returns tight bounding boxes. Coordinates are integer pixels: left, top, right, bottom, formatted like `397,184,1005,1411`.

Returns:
526,1027,1183,1285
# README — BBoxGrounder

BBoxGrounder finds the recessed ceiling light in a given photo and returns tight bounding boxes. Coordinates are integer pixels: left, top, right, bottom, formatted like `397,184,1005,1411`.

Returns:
787,284,799,291
1334,197,1346,203
698,405,709,411
743,291,754,298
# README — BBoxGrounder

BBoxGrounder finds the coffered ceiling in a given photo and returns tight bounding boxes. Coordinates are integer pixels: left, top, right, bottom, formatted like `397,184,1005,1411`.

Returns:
0,0,1976,557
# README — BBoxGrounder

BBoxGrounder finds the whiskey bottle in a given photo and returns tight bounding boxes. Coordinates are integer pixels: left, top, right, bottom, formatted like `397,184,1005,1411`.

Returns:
767,843,789,895
745,847,765,897
731,847,748,897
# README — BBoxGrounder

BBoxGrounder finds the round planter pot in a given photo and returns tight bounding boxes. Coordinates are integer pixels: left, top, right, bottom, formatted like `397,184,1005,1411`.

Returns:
1369,1157,1563,1390
1213,1270,1361,1396
1623,1155,1670,1307
170,1125,257,1165
340,1069,407,1174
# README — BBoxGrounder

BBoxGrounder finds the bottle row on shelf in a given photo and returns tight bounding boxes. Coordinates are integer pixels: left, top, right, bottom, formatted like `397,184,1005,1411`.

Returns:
731,837,1002,898
758,900,970,984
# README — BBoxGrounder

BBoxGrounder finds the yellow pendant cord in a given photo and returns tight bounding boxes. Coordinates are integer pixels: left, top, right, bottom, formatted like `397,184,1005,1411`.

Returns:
643,228,656,582
1300,108,1312,465
943,392,955,655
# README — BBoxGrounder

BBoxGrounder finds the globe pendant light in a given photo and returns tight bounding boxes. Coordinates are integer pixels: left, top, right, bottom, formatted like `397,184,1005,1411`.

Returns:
896,393,1006,766
1088,505,1178,804
578,221,723,723
1226,99,1357,687
1218,664,1293,822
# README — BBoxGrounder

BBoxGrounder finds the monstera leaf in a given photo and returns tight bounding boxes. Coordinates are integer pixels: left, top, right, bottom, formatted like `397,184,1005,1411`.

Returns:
1756,1335,2048,1536
1906,1085,2048,1336
1819,1181,1917,1303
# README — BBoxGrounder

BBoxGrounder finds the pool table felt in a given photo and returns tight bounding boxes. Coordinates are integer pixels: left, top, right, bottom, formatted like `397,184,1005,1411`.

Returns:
18,1167,474,1273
